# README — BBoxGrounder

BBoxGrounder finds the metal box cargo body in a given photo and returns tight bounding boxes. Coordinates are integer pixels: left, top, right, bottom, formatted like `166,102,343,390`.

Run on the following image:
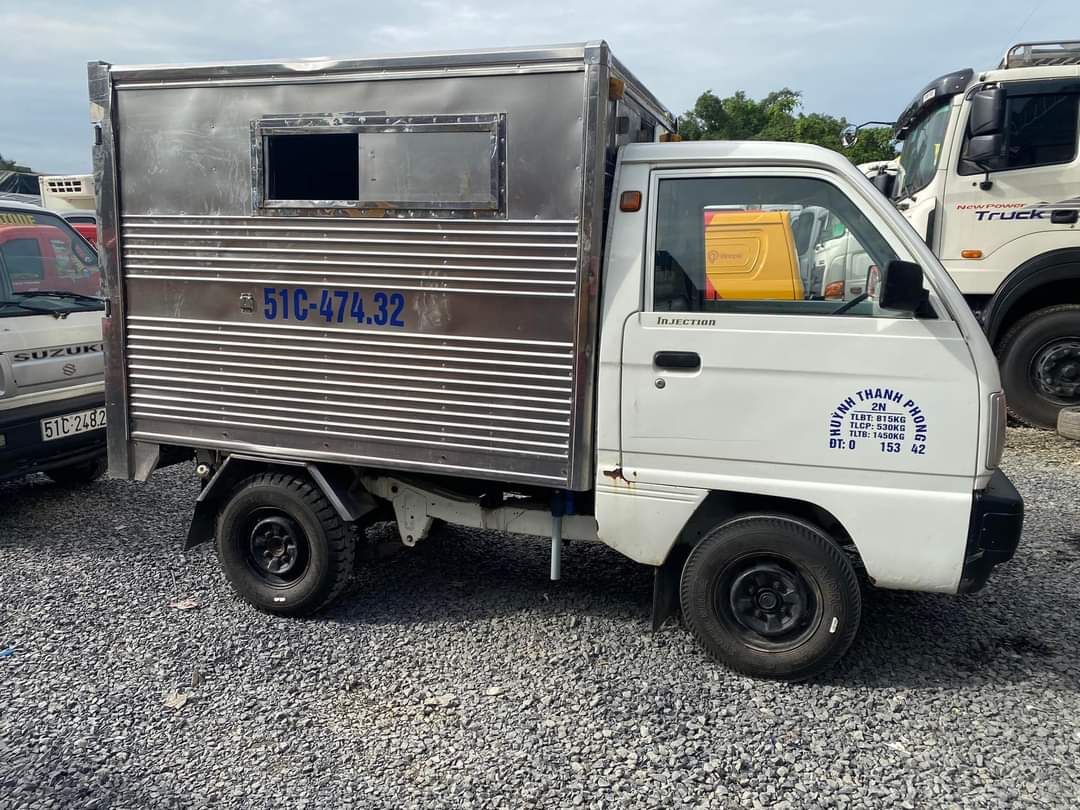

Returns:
91,43,674,489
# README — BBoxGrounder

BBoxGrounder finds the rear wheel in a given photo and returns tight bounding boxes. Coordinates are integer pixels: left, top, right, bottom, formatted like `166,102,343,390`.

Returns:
44,455,107,486
215,472,355,616
998,305,1080,429
680,514,860,681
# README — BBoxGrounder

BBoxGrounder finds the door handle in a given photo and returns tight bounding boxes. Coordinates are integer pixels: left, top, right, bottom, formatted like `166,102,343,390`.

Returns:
1051,209,1079,224
653,351,701,370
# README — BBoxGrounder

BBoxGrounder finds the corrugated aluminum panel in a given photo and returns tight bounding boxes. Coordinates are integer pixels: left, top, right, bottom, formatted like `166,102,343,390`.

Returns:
92,43,673,487
120,215,579,484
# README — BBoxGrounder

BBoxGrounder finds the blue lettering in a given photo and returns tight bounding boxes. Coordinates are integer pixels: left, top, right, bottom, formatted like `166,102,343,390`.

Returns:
975,209,1044,222
262,286,407,328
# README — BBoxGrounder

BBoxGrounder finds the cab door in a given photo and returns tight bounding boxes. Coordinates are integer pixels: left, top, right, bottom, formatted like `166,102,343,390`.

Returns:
940,79,1080,292
614,166,982,592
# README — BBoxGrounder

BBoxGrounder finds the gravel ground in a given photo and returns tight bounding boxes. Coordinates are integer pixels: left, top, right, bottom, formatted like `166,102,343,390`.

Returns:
1,427,1079,809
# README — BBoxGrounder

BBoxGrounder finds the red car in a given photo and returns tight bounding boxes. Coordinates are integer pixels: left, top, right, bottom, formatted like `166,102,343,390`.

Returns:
59,211,98,245
0,214,101,297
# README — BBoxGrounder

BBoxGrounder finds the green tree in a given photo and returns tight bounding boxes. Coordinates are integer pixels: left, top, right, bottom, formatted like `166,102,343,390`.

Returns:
678,89,896,165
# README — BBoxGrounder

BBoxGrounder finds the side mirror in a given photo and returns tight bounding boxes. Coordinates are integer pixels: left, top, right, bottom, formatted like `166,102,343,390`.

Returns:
964,132,1005,165
877,259,926,313
840,124,859,148
968,86,1005,137
870,172,895,197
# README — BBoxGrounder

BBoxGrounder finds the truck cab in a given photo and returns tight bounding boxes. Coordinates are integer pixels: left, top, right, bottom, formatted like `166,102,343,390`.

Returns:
863,41,1080,428
0,202,107,484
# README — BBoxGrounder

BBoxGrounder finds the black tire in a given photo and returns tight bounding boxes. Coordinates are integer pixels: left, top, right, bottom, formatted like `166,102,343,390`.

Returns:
998,305,1080,429
44,455,107,486
680,514,860,681
215,472,354,616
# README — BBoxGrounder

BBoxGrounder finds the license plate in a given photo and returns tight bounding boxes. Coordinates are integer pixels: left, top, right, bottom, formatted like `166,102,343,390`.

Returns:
41,407,107,441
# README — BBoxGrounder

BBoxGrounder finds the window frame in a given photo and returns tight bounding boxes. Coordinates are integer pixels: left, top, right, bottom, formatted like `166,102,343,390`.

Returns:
957,80,1080,177
644,166,937,317
893,99,955,200
251,112,506,214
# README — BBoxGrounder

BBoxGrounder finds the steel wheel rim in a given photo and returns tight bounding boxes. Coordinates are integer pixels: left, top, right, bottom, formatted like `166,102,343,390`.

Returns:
1031,337,1080,404
711,553,822,653
243,509,310,587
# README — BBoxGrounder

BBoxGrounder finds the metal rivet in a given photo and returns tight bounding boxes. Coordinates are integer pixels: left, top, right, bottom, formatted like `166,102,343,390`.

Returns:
655,379,666,389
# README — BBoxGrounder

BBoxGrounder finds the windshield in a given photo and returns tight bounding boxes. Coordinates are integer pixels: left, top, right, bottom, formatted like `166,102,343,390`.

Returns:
0,208,102,317
893,101,952,201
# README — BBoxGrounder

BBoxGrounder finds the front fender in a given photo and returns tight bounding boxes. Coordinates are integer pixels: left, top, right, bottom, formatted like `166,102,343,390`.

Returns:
982,247,1080,344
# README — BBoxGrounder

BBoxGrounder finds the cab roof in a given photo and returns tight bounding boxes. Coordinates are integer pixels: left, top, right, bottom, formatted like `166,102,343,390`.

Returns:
0,199,50,213
620,140,866,176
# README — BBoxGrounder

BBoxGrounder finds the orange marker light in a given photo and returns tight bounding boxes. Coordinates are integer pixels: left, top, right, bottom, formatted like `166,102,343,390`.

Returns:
823,280,846,300
619,191,642,212
961,249,983,259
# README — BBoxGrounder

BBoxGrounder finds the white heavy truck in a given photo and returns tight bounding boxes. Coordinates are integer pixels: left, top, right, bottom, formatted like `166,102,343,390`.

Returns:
847,40,1080,429
91,43,1022,680
0,201,107,484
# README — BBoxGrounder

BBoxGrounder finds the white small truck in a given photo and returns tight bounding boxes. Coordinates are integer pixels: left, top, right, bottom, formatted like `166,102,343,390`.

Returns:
847,40,1080,429
91,43,1023,680
0,201,107,484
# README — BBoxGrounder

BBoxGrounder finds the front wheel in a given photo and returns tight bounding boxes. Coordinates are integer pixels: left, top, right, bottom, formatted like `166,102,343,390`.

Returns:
680,514,861,681
998,305,1080,429
45,455,107,486
215,472,355,616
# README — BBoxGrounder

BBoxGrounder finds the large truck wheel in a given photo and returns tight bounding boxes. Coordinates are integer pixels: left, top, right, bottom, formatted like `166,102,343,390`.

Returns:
998,305,1080,429
44,455,107,486
679,514,861,681
215,472,355,616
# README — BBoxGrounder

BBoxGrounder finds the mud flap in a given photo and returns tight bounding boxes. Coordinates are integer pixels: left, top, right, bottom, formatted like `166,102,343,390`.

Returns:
651,545,689,631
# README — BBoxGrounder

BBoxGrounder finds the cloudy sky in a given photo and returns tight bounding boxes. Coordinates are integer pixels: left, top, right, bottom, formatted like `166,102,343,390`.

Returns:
2,0,1078,174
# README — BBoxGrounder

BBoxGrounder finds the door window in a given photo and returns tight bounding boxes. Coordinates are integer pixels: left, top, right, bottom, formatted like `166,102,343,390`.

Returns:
959,90,1080,175
652,176,904,317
